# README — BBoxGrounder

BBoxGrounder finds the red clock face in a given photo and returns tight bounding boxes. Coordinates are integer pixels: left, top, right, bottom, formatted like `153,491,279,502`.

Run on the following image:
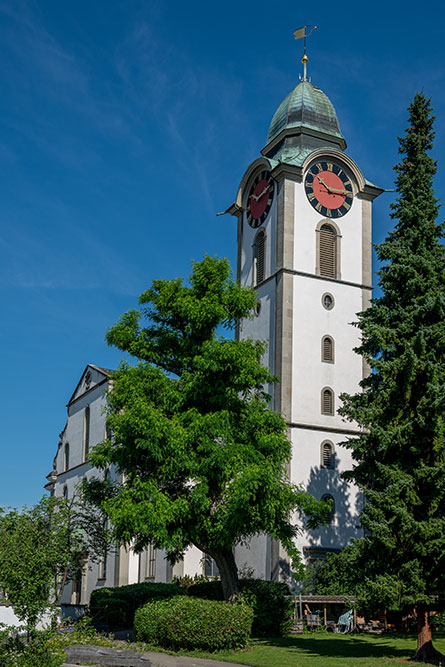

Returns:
305,161,354,218
247,170,274,228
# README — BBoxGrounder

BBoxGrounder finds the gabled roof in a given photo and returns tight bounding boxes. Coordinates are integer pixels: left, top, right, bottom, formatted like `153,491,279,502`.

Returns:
67,364,114,406
89,364,114,376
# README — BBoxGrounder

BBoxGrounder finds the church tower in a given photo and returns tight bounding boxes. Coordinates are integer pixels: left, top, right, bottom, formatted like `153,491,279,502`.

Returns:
228,60,383,580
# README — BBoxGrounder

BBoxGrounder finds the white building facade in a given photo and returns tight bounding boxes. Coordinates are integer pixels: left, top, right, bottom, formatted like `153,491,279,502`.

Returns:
46,72,383,600
225,75,383,578
45,365,172,605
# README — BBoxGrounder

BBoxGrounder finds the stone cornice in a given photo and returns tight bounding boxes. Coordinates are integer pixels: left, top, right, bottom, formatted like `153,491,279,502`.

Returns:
287,421,362,437
262,125,346,157
256,266,373,292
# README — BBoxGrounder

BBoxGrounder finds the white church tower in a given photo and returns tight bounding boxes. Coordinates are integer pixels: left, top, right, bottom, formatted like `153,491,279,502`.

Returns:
227,57,383,580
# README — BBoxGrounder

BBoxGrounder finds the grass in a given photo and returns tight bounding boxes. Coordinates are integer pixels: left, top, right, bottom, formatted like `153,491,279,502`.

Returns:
159,632,445,666
6,623,445,666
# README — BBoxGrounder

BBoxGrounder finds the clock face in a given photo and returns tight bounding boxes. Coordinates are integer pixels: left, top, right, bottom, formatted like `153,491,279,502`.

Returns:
305,161,354,218
246,170,274,228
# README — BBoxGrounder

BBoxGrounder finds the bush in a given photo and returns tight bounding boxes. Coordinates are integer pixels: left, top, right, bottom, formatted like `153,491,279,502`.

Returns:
430,611,445,633
0,636,61,667
134,596,253,651
89,582,184,629
187,578,292,636
172,573,216,590
0,617,114,667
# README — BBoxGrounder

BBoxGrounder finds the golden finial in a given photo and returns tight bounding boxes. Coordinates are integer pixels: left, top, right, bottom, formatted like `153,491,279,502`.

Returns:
293,25,317,81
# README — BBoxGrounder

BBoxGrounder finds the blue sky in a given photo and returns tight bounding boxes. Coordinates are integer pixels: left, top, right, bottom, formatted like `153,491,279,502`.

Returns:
1,0,444,507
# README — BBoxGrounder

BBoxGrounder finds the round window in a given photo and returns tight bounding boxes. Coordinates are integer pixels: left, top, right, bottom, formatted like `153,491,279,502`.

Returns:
322,293,335,310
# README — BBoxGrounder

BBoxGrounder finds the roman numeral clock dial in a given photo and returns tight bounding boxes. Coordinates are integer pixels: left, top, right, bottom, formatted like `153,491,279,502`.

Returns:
246,170,274,228
304,161,354,218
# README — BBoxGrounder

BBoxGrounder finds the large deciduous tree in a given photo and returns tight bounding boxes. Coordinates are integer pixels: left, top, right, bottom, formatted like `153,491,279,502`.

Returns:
86,256,325,601
327,94,445,663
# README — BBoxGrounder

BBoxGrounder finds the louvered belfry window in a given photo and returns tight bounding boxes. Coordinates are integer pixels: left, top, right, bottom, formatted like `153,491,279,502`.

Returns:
322,441,333,468
254,232,265,285
319,224,336,278
322,336,333,362
322,388,334,415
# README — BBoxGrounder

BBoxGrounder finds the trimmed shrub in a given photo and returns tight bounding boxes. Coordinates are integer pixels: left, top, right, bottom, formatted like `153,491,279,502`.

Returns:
187,578,292,636
89,582,184,629
134,596,253,650
186,580,224,601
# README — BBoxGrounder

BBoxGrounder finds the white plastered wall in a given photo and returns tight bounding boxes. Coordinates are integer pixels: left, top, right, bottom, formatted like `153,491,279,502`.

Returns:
290,427,362,553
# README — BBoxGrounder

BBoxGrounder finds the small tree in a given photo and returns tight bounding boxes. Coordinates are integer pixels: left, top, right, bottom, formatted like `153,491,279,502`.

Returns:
86,256,325,600
332,93,445,663
0,495,110,631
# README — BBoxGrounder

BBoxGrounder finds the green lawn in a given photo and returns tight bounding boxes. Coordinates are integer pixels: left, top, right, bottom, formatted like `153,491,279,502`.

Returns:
175,633,445,666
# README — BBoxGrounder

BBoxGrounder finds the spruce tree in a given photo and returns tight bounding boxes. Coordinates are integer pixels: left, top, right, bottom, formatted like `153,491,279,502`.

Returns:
338,93,445,662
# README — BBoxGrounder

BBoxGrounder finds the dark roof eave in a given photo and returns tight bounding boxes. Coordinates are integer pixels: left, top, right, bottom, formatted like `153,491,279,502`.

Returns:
262,125,346,158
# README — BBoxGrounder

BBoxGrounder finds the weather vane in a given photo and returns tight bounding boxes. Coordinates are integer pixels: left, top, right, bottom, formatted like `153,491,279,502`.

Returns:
293,25,317,82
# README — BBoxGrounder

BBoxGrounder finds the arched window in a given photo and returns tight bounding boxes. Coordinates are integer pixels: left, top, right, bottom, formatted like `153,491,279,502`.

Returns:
317,222,340,279
321,441,334,468
203,554,220,577
322,336,334,363
253,231,265,285
145,543,156,579
64,443,70,472
98,553,107,580
98,519,108,580
321,387,334,416
321,494,335,523
319,224,336,277
83,405,90,461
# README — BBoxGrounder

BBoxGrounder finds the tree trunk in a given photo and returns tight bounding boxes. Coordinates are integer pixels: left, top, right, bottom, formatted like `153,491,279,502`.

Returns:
212,549,239,602
409,604,445,664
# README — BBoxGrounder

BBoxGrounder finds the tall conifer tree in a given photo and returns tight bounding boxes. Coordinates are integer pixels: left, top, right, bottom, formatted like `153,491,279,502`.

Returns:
338,93,445,662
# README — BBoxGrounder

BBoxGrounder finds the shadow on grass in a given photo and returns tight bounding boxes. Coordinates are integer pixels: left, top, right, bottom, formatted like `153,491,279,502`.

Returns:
258,634,414,660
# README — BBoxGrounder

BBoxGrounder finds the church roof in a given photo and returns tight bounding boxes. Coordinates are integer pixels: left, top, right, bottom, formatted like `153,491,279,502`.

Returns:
267,80,344,146
67,363,114,406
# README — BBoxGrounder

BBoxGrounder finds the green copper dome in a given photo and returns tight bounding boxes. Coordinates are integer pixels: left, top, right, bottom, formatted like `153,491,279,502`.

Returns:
265,81,346,158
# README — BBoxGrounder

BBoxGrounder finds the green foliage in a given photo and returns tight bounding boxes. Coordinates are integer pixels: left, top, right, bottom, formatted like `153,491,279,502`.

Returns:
85,256,325,599
134,595,253,651
314,541,396,617
187,578,292,636
172,573,217,590
0,617,112,667
335,94,445,619
0,496,110,630
315,541,364,597
89,582,184,629
0,635,62,667
430,611,445,633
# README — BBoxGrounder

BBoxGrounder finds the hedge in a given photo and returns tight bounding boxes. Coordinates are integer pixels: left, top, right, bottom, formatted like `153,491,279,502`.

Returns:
134,596,253,650
89,582,184,629
187,578,293,636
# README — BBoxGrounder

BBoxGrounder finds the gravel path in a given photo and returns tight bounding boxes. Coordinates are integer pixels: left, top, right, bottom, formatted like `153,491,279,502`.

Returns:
62,643,249,667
